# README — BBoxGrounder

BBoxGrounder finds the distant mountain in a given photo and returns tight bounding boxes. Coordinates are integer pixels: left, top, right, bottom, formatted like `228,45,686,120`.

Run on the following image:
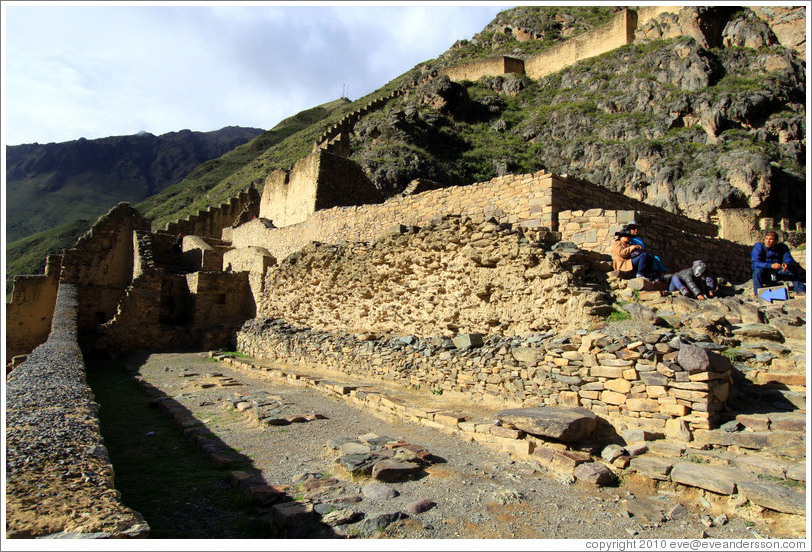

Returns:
5,126,263,243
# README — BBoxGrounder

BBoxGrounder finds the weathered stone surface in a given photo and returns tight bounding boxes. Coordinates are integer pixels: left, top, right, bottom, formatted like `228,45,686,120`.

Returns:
664,418,692,442
337,453,376,476
272,501,314,526
601,444,626,463
511,347,539,364
731,323,784,341
737,480,806,515
630,456,673,480
573,462,617,486
670,461,738,495
357,512,407,536
677,343,732,374
321,508,362,526
362,482,399,500
340,442,372,455
406,498,436,514
622,497,666,523
370,459,423,482
495,407,597,442
453,333,483,350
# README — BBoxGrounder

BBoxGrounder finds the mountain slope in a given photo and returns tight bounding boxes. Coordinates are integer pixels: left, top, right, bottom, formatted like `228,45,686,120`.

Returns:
6,126,263,243
6,5,806,295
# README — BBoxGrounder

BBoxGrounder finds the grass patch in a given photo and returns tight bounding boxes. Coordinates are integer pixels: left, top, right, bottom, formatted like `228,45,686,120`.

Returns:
607,306,630,322
85,359,267,538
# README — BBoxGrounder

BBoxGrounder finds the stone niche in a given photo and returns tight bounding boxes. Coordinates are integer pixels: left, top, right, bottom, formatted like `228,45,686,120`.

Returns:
259,148,381,228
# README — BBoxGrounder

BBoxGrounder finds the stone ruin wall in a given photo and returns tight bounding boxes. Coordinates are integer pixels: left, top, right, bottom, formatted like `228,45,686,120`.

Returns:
5,255,61,364
60,203,152,332
95,230,252,355
256,216,610,339
259,149,381,228
5,283,147,538
230,170,755,284
524,9,638,80
237,320,732,435
163,185,260,239
441,56,525,82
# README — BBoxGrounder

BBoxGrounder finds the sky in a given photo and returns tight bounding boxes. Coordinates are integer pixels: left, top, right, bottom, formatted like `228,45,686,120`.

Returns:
1,1,514,146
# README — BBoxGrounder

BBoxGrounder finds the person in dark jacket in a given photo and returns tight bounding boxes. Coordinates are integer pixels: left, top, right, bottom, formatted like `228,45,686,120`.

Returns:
667,260,716,300
751,231,806,294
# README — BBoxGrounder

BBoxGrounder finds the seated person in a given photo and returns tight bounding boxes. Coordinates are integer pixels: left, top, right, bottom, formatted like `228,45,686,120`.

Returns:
611,229,652,279
623,221,667,275
667,260,716,301
751,231,806,294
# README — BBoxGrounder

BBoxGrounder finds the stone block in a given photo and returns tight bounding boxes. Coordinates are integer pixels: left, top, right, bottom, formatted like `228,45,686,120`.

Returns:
496,407,597,442
590,365,625,378
371,459,423,482
755,372,806,387
735,414,770,431
629,456,673,480
552,450,592,470
573,462,617,486
626,398,659,412
604,378,631,393
601,390,627,405
490,425,524,439
670,461,737,495
453,333,483,350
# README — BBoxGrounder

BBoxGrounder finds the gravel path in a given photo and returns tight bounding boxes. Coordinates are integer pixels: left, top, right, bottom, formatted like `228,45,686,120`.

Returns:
123,351,766,541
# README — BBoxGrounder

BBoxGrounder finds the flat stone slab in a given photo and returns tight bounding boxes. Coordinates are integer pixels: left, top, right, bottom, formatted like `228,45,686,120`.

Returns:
670,461,737,495
621,497,666,523
371,459,423,482
630,456,673,480
737,480,806,515
495,407,597,442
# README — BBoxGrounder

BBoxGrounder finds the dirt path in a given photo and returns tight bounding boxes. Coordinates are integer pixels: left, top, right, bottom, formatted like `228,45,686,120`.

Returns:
111,350,771,541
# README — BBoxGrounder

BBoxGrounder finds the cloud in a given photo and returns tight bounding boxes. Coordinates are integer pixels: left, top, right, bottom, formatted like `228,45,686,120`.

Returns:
2,3,507,145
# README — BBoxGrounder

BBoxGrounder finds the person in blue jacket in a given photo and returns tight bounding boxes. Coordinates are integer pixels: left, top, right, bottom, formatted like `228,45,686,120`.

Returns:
751,231,806,294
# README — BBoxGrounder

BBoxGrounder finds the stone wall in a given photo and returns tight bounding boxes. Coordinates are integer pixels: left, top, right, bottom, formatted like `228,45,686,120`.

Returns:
229,170,753,284
164,185,260,239
95,230,252,355
441,56,525,82
5,255,61,364
559,209,753,282
57,203,152,333
259,149,381,227
257,216,611,338
237,319,732,433
524,9,637,80
5,283,148,537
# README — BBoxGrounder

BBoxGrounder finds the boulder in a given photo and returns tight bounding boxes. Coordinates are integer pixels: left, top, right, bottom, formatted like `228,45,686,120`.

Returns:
496,407,597,442
452,333,484,350
573,462,617,486
677,343,732,374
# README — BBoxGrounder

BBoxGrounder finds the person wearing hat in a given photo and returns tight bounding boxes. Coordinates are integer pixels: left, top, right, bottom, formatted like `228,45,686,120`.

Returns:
623,221,667,275
611,228,652,278
666,260,716,300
